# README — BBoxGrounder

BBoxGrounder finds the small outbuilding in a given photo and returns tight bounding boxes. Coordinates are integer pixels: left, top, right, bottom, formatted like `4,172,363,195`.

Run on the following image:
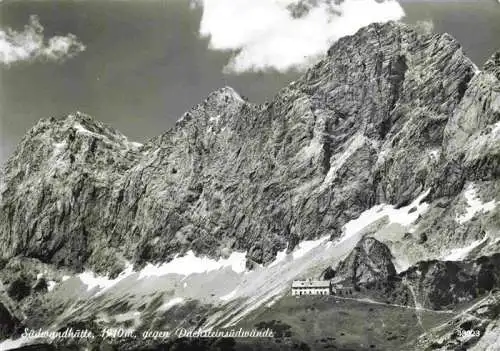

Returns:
331,283,353,296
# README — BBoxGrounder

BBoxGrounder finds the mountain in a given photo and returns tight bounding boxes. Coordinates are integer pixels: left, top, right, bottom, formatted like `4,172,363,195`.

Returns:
335,237,397,286
0,21,499,350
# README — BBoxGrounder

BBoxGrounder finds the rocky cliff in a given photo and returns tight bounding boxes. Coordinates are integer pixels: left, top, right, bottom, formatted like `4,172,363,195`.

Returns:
2,21,495,272
335,237,397,286
0,21,499,350
402,254,500,310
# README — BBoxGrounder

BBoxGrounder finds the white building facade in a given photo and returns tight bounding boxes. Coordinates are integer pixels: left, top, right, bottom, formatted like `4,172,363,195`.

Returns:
291,279,331,296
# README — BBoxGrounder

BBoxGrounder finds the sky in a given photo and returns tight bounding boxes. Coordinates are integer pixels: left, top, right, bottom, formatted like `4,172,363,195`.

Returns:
1,0,500,163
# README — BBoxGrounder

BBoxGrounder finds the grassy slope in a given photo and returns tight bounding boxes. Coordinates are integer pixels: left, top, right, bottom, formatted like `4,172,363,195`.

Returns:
236,295,454,350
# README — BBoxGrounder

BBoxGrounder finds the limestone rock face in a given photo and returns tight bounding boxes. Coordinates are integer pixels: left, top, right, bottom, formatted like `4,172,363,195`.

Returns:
0,302,19,341
0,113,142,271
484,51,500,80
440,50,500,187
402,254,500,310
0,20,499,351
336,237,397,286
0,21,497,276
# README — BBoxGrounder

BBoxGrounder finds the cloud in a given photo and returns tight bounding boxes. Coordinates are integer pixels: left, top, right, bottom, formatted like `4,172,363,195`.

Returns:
0,15,86,66
191,0,405,73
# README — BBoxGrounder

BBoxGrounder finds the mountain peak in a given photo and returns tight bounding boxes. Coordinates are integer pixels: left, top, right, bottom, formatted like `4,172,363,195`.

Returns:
336,237,397,286
174,86,247,129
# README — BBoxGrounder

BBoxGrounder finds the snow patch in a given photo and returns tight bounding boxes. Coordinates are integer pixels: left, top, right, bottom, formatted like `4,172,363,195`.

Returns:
209,114,221,124
0,337,31,351
268,248,288,268
128,141,143,149
113,311,141,323
47,280,57,292
456,183,496,224
442,235,489,261
393,256,411,273
75,252,247,294
220,288,239,301
138,250,247,279
428,148,440,160
292,236,330,259
158,297,184,312
78,263,134,295
492,121,500,134
72,120,140,151
267,235,330,267
73,122,98,137
341,189,431,243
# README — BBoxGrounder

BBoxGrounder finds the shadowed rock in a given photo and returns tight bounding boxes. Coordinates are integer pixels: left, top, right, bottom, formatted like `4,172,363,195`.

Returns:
336,237,397,286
